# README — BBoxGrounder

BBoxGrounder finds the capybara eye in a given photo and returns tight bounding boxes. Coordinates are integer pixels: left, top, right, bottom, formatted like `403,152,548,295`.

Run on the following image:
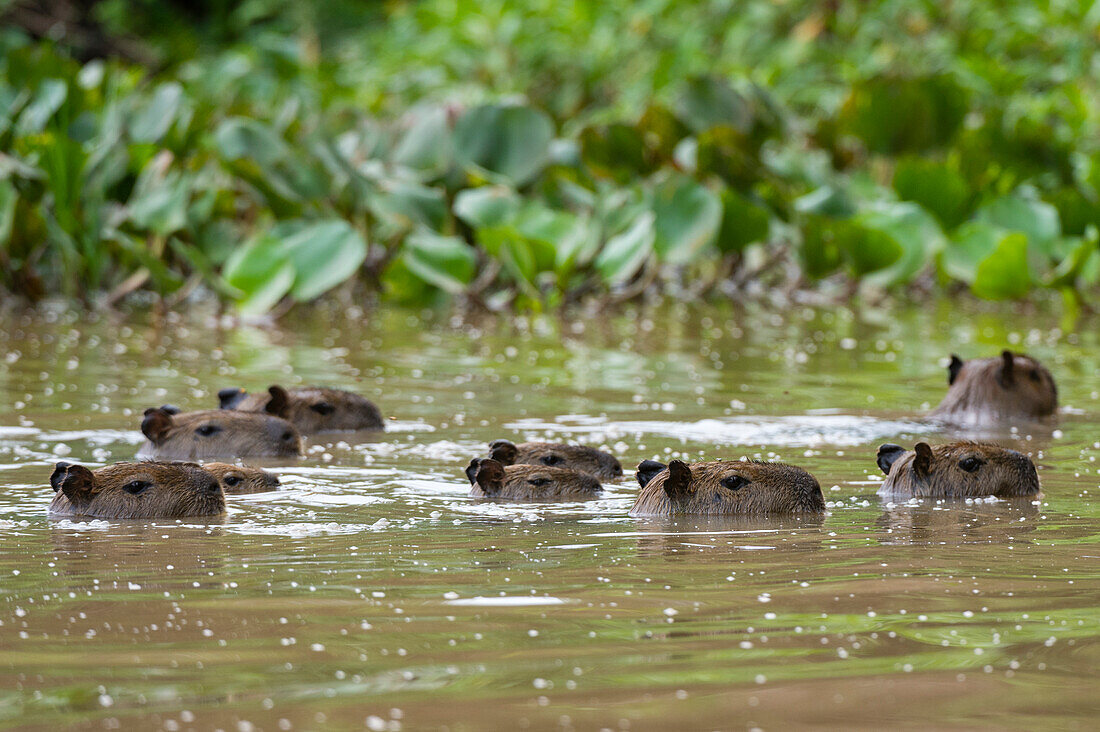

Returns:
528,478,551,487
958,457,984,473
122,480,151,495
720,475,749,491
1029,369,1041,382
540,454,563,466
310,402,336,416
196,424,222,437
224,475,241,486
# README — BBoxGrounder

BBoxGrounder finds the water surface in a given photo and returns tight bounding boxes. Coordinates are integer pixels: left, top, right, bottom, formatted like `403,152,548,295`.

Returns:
1,300,1098,730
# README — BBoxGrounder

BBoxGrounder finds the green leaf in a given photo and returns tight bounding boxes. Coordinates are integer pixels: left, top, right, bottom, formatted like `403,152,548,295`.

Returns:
893,157,971,228
717,188,770,252
131,83,184,143
838,74,968,154
943,221,1001,283
971,232,1031,300
222,235,296,315
280,220,368,300
213,117,287,167
975,195,1062,259
595,211,655,284
652,175,722,264
402,229,477,294
0,180,15,249
579,123,648,182
392,106,452,178
453,105,554,186
17,79,67,135
856,202,945,286
369,180,448,234
677,76,752,134
453,186,521,228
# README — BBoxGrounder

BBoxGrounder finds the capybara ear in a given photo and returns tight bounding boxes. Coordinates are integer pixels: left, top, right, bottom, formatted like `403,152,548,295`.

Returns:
489,439,518,465
913,442,934,476
636,460,667,489
876,444,907,475
663,460,693,501
141,408,174,443
468,458,506,495
218,387,247,409
159,404,181,415
50,462,97,503
265,386,290,417
948,355,964,385
998,350,1015,387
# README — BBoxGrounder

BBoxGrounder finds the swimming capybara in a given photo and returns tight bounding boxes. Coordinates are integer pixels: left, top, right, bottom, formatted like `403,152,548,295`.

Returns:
487,439,623,481
629,459,826,516
218,385,384,434
930,350,1057,424
202,462,281,494
465,458,603,501
138,408,302,460
875,441,1041,499
48,461,225,519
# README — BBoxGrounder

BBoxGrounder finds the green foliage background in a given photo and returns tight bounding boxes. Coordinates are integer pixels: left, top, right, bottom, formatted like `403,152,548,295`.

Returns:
1,0,1099,312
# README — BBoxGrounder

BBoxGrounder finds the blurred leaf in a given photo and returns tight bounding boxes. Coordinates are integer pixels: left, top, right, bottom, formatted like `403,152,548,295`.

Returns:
453,186,521,228
652,175,722,264
678,76,752,134
131,83,184,143
580,123,647,182
971,232,1031,300
402,229,477,294
0,180,15,248
794,185,856,218
799,214,844,279
213,117,288,167
975,195,1063,259
717,188,770,253
17,79,67,135
856,202,945,286
392,107,452,178
369,180,448,234
222,234,296,315
595,211,655,284
1045,233,1100,289
281,220,368,300
943,221,1001,283
838,74,968,154
453,104,554,186
892,158,971,228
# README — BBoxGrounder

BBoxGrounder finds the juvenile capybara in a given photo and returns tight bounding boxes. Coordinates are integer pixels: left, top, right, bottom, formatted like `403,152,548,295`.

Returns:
465,458,603,501
218,385,384,434
202,462,281,494
48,461,225,519
487,439,623,481
875,441,1041,499
629,459,826,516
930,350,1057,424
137,407,302,460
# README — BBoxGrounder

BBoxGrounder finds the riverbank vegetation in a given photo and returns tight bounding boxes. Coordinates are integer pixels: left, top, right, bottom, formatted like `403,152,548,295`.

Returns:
2,0,1099,314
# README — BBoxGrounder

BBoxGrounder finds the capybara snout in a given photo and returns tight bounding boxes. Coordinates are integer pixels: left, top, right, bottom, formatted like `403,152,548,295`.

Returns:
876,441,1040,499
630,459,825,516
466,458,603,501
48,461,226,519
487,439,623,481
218,385,384,434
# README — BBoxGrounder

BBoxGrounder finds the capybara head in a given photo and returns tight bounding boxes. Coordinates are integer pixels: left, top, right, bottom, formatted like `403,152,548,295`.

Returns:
202,462,281,494
465,458,603,501
930,350,1057,423
218,385,384,434
139,408,302,460
487,439,623,482
629,459,826,516
875,441,1041,499
48,461,225,519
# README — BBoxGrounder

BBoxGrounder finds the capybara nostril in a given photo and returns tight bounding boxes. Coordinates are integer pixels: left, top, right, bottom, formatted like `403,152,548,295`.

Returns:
202,475,221,496
281,430,294,442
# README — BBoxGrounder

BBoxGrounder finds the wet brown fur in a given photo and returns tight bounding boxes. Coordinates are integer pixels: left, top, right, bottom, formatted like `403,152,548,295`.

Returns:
49,461,225,519
488,439,623,481
203,463,281,494
876,441,1040,499
465,458,603,501
138,408,302,460
219,385,384,434
930,350,1057,424
629,459,826,516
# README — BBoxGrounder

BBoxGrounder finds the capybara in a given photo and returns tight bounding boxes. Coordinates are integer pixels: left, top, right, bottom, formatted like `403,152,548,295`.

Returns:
218,385,384,434
487,439,623,481
875,441,1041,499
465,458,603,501
138,407,302,460
930,350,1057,424
202,462,281,494
629,459,826,516
48,461,225,519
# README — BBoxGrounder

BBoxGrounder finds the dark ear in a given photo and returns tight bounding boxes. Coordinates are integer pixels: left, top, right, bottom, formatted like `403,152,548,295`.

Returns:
218,387,247,409
265,385,289,417
636,460,667,489
50,462,97,503
876,444,907,475
998,350,1015,387
159,404,181,415
488,439,518,465
913,442,933,476
467,458,505,495
662,460,693,501
948,355,964,385
141,408,174,443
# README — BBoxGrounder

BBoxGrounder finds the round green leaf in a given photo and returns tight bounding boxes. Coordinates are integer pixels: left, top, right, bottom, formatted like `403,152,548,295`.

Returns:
222,236,295,315
595,211,655,284
281,220,368,300
453,105,554,186
971,232,1032,300
652,176,722,264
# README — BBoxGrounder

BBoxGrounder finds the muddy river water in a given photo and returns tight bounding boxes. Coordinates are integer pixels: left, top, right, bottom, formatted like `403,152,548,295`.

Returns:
0,300,1098,730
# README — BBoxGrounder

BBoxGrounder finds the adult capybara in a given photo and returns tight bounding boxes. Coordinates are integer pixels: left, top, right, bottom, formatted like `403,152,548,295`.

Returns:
138,408,302,460
465,458,603,501
875,441,1041,499
629,459,826,516
218,385,384,434
930,350,1057,424
487,439,623,481
202,463,281,494
48,461,225,519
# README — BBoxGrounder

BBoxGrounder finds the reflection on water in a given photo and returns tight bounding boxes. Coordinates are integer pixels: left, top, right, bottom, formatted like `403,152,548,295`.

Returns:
0,300,1098,729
